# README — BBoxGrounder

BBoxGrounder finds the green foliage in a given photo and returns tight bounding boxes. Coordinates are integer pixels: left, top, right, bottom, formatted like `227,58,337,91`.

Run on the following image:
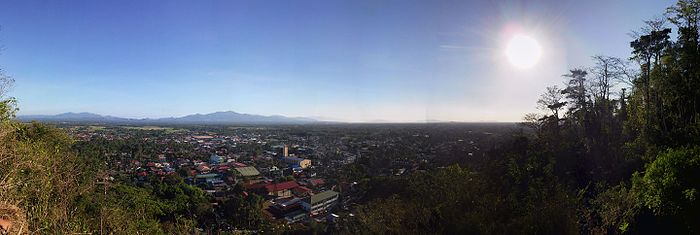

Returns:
0,97,17,122
71,177,214,234
346,163,578,234
152,174,213,224
219,192,266,230
0,118,214,233
634,147,700,223
584,183,640,234
94,184,167,234
0,121,95,232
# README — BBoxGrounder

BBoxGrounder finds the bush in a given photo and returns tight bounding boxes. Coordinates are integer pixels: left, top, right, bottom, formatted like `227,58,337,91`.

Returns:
634,147,700,233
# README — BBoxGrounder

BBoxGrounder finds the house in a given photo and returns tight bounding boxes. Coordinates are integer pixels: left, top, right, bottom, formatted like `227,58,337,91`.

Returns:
292,186,312,198
233,166,261,178
300,178,326,190
270,197,303,217
301,190,339,215
196,164,211,172
285,210,308,224
291,165,303,173
208,179,228,189
243,181,271,192
209,154,223,165
195,173,220,184
282,157,311,169
265,181,299,198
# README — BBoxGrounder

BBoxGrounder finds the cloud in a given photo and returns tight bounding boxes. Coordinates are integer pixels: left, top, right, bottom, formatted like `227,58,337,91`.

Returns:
439,45,471,50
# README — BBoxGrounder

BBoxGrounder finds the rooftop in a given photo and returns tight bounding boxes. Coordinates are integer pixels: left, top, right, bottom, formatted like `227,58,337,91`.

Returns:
195,173,219,179
234,166,261,177
265,181,299,193
283,157,307,161
308,190,339,204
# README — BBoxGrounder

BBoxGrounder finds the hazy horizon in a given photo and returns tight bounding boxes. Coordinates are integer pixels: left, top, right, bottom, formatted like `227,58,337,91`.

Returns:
0,0,673,122
19,110,516,123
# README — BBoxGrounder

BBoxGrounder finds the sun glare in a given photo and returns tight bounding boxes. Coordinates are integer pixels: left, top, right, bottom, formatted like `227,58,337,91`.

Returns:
505,34,542,69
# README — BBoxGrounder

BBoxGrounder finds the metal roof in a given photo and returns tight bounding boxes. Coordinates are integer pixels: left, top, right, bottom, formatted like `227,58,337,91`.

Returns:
234,166,261,177
308,190,338,204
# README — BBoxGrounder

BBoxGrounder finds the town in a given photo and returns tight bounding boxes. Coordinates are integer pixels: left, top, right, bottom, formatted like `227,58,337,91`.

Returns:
61,123,512,232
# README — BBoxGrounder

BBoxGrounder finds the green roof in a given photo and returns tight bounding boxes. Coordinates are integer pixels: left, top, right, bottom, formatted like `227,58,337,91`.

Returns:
195,173,219,179
234,166,261,177
308,190,338,204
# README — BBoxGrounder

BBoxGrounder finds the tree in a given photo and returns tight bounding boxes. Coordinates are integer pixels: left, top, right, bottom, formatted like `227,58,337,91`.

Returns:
665,0,700,145
667,0,700,30
537,85,567,119
521,113,545,130
561,69,591,133
0,68,16,122
630,24,671,131
590,56,626,101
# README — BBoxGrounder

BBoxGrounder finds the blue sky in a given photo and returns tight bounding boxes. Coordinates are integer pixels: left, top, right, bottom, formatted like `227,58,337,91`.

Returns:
0,0,674,122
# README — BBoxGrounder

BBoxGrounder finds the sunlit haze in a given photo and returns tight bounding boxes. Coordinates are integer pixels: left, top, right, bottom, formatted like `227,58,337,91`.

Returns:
0,0,674,122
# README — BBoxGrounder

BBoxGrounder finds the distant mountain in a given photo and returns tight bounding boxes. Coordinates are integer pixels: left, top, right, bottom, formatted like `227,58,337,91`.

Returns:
151,111,316,124
18,111,317,124
19,112,129,123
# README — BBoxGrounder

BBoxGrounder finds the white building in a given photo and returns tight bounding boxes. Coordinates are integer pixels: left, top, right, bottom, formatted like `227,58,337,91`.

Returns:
301,190,339,215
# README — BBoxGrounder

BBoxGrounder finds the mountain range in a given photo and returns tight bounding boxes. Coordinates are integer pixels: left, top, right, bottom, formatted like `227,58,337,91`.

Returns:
18,111,318,124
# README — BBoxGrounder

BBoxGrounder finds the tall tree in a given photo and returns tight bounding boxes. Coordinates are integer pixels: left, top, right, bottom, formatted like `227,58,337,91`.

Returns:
630,26,671,132
666,0,700,143
562,69,589,116
590,56,627,101
537,85,567,119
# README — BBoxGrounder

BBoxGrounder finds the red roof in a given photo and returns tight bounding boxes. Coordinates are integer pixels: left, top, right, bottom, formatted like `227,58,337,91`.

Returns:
309,179,325,186
217,165,231,170
232,162,247,167
292,186,311,195
243,181,271,190
265,181,299,193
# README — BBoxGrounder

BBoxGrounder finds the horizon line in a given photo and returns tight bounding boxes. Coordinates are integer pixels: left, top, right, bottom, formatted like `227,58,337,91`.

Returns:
16,110,518,124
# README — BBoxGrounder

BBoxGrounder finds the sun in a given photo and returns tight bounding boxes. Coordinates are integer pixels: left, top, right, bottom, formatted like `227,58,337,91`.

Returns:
504,34,542,69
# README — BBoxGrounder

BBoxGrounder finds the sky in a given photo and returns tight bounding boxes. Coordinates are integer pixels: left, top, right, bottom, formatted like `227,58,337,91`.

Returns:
0,0,675,122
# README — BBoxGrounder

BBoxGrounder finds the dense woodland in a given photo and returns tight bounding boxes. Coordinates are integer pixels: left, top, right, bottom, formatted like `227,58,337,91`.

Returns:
1,0,700,234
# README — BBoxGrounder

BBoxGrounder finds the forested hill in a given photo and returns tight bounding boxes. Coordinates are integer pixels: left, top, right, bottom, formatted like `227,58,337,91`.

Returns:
337,1,700,234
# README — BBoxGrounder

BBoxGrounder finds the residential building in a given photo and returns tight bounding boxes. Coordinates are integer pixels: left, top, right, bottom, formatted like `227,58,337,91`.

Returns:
233,166,261,179
265,181,299,198
195,173,220,184
301,190,339,215
210,154,223,164
282,157,311,169
285,210,308,224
